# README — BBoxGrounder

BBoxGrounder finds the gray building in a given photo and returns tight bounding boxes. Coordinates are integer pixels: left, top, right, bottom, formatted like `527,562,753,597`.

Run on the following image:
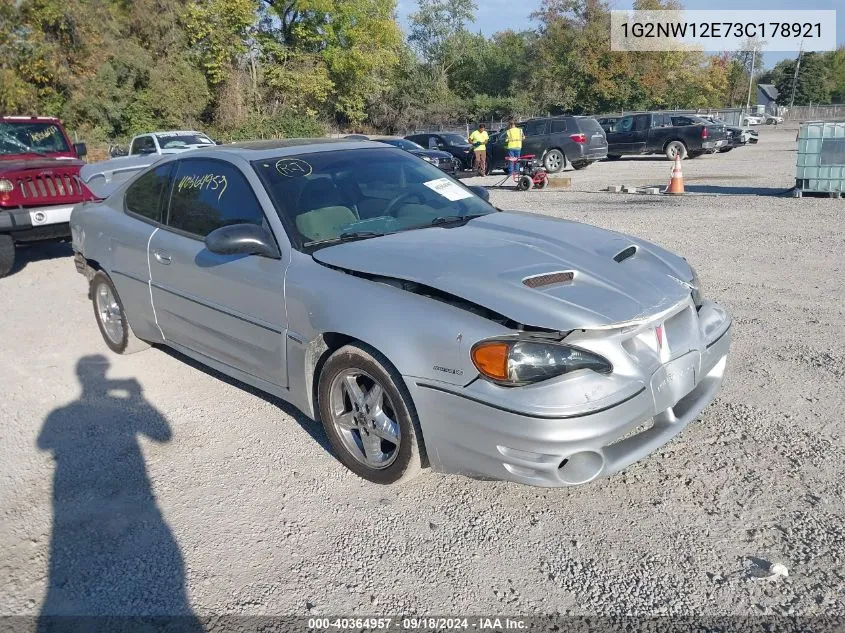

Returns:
757,84,780,114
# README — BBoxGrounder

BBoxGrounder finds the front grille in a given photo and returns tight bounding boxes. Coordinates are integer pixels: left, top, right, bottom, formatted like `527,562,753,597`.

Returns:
17,174,82,201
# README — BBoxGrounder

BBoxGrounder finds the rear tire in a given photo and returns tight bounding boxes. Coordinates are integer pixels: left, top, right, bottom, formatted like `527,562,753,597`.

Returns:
665,141,688,161
317,344,424,485
571,161,592,170
91,271,150,354
517,175,534,191
543,149,565,173
606,154,622,161
0,234,15,278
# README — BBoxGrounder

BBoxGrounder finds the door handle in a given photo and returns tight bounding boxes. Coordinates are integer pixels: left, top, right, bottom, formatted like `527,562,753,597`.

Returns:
153,250,172,265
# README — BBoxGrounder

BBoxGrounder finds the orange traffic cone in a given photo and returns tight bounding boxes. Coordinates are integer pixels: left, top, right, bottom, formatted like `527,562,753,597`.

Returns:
665,155,685,194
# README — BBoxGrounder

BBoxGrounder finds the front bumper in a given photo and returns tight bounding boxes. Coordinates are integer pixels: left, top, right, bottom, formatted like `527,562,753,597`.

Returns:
0,203,74,241
408,299,732,487
0,203,75,230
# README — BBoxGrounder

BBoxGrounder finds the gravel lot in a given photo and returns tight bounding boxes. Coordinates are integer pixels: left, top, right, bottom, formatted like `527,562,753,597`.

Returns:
1,125,843,625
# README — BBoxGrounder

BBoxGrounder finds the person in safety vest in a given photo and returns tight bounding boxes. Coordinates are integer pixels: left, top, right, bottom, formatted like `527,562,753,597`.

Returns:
468,123,489,176
505,118,525,175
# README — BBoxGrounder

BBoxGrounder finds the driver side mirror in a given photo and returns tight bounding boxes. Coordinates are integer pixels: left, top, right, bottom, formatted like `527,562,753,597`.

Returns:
205,224,280,259
73,143,87,157
468,185,489,202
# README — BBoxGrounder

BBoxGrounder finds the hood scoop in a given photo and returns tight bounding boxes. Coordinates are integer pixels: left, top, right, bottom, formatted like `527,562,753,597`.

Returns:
523,271,574,288
613,245,638,263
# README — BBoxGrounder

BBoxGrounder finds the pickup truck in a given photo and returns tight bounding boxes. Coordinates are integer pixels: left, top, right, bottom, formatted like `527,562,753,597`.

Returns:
81,130,216,199
0,116,90,277
125,130,215,156
599,113,728,160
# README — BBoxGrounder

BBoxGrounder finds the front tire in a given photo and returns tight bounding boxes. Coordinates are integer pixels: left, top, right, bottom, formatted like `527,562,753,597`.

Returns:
665,141,688,161
543,149,565,173
318,344,424,484
0,234,15,278
91,271,149,354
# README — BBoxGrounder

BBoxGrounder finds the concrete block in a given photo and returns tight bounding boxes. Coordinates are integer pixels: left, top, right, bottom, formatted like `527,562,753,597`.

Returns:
644,187,661,195
548,177,571,190
606,185,623,193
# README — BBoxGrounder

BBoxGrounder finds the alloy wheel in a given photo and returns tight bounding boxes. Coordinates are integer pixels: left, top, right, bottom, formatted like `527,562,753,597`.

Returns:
328,369,401,469
95,282,124,345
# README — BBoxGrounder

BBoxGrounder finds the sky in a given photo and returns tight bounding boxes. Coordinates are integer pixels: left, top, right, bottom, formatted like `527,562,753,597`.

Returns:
395,0,844,69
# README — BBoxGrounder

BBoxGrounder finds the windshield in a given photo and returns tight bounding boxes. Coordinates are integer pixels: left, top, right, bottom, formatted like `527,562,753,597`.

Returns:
253,147,495,250
440,133,470,147
154,133,214,149
0,122,70,155
381,139,425,151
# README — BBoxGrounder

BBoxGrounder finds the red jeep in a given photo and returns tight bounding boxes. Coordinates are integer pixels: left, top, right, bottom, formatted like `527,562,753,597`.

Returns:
0,116,91,277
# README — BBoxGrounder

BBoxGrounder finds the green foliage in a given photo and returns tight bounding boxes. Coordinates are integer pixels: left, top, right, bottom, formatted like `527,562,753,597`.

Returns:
6,0,844,145
216,113,327,141
772,53,831,106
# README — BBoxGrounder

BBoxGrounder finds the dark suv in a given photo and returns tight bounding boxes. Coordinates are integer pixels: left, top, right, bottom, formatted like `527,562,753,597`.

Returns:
404,132,475,170
488,116,608,173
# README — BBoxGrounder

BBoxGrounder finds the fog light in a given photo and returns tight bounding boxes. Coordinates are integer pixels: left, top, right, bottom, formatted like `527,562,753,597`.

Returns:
0,179,13,193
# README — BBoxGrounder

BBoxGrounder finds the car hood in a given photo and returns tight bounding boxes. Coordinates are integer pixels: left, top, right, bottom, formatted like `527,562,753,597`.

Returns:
314,211,694,331
409,149,454,160
0,157,84,174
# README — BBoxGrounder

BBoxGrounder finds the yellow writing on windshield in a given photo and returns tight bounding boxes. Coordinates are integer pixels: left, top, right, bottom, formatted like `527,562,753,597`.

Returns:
177,174,228,201
30,127,59,143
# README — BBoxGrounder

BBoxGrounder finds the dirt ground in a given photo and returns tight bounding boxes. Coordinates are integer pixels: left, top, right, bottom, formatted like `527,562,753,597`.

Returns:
1,125,843,625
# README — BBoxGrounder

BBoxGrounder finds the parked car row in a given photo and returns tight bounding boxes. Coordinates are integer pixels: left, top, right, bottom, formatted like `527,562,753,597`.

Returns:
405,116,609,174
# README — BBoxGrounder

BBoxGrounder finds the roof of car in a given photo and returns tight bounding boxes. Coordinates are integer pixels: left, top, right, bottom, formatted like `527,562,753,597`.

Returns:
148,130,208,136
183,138,383,161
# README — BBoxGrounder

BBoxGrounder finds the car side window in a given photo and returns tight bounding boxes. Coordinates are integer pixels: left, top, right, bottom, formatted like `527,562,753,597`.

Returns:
124,164,172,223
671,116,694,126
615,116,634,132
550,119,568,134
166,159,265,238
633,114,651,131
131,136,155,155
653,113,670,128
522,120,547,136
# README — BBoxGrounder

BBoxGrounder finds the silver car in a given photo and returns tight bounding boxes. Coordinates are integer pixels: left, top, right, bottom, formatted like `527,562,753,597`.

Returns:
70,140,732,487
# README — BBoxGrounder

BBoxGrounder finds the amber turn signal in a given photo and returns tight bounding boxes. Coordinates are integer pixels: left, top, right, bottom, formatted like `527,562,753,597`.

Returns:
471,341,510,381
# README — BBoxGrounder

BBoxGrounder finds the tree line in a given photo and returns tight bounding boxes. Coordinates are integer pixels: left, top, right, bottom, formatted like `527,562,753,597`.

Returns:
1,0,843,145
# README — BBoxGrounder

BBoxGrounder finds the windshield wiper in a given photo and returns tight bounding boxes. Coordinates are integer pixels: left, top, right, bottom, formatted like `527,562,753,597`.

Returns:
429,214,486,227
304,230,385,247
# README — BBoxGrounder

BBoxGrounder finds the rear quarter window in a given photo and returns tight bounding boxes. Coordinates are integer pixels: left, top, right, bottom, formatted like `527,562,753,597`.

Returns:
550,119,569,134
124,164,172,223
576,118,604,134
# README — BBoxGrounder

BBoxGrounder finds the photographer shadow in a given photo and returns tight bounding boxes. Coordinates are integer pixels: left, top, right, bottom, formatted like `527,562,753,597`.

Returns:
36,355,202,632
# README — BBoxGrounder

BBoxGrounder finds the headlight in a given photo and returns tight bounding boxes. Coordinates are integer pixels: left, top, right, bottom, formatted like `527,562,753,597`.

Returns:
421,156,435,163
689,266,704,308
0,179,13,193
471,339,612,386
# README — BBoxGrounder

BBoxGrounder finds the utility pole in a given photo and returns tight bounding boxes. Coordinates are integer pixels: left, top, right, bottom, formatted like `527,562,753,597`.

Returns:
745,47,756,111
790,41,803,109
